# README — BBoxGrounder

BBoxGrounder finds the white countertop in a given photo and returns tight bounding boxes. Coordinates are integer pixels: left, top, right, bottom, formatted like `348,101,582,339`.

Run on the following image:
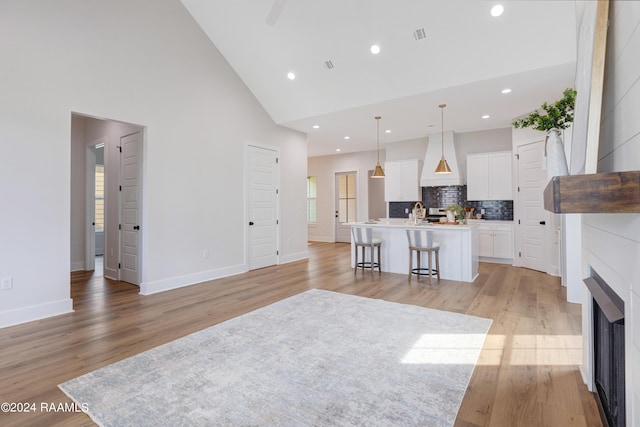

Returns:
349,220,475,230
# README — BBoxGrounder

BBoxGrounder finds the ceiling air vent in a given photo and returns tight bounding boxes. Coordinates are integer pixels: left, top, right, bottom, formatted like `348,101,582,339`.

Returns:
323,60,335,70
413,28,427,41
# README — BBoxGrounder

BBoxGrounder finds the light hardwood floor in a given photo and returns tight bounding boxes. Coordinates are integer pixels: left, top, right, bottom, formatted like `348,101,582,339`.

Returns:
0,242,602,426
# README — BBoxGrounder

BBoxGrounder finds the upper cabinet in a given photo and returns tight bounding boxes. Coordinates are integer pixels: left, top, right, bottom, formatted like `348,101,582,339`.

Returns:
467,151,513,200
384,159,421,202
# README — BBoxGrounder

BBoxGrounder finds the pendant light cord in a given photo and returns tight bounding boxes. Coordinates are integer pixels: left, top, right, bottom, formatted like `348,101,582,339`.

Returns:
440,104,446,159
376,116,381,162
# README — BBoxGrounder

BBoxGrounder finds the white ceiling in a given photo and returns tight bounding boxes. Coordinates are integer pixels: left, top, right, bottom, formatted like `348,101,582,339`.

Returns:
181,0,578,157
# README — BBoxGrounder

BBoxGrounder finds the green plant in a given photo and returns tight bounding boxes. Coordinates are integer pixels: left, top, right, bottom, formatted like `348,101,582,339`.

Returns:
446,204,465,222
512,88,577,132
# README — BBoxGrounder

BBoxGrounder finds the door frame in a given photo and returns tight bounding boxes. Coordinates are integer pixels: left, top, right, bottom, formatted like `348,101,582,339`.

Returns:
85,137,107,272
245,142,280,270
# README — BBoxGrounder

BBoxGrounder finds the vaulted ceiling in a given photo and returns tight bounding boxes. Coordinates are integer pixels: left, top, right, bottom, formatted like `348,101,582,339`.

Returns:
181,0,578,157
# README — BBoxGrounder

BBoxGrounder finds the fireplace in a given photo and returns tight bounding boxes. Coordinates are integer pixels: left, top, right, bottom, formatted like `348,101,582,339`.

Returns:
584,270,625,427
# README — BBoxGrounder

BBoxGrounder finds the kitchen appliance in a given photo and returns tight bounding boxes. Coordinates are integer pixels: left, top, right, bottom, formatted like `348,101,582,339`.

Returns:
426,207,447,223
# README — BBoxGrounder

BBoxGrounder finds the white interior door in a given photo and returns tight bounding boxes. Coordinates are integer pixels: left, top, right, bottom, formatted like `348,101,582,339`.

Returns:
335,172,356,243
119,132,142,285
516,140,549,272
248,145,278,270
85,145,97,271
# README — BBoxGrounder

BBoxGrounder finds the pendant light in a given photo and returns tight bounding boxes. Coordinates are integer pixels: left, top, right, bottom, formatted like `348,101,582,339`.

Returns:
371,116,385,178
434,104,452,174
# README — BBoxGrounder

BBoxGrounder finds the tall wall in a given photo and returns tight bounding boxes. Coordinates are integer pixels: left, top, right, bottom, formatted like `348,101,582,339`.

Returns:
579,2,640,426
0,0,308,327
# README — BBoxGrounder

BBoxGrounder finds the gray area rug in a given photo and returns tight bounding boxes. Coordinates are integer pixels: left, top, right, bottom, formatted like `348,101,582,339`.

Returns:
59,289,491,426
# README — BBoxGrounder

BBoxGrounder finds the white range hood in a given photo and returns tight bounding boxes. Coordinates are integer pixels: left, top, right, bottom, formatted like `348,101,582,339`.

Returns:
420,130,464,187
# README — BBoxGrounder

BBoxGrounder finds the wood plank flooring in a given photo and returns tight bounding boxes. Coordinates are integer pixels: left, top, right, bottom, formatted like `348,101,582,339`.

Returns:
0,242,602,426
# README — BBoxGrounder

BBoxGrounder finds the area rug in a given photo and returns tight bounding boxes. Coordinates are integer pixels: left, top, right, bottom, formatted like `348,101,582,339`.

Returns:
59,289,492,426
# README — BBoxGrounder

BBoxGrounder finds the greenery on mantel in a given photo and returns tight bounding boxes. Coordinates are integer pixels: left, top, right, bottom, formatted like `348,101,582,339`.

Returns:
512,88,577,132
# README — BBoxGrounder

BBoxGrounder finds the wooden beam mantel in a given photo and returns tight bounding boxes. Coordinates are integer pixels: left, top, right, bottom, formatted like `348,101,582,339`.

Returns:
543,171,640,214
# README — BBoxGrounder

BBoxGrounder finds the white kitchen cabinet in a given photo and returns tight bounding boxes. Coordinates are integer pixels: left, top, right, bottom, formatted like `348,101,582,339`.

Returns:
477,222,513,262
384,159,420,202
466,151,513,200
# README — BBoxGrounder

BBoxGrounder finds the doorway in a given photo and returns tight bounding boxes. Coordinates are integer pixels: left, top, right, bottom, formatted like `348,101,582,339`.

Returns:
335,172,357,243
515,139,550,272
247,145,279,270
71,114,144,286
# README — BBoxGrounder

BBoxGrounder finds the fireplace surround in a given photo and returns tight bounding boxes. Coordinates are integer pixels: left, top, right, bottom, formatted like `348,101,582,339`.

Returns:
585,270,625,427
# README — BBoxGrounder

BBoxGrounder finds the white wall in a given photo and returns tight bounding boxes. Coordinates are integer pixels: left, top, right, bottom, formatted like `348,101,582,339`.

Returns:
308,150,381,242
579,2,640,426
0,0,308,328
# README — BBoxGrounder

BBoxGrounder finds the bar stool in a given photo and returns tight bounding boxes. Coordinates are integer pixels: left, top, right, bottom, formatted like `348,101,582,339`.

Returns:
352,227,382,277
406,229,440,283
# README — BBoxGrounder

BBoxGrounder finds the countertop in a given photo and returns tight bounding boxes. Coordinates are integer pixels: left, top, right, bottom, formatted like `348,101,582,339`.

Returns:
349,220,475,229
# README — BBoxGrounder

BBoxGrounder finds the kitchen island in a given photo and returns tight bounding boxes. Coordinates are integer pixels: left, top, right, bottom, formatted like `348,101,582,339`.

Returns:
349,221,478,282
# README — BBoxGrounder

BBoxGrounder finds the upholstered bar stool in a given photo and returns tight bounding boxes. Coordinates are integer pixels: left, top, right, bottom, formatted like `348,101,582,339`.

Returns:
406,229,440,283
351,227,382,277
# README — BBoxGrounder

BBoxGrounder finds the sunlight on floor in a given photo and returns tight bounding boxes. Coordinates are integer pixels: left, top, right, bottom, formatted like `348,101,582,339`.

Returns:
401,333,487,364
402,333,583,366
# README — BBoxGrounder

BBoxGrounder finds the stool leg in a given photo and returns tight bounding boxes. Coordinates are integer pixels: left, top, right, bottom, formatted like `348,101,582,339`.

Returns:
428,249,433,284
435,250,440,281
353,244,357,275
416,251,421,282
408,248,413,282
377,244,381,276
361,246,365,274
369,245,374,278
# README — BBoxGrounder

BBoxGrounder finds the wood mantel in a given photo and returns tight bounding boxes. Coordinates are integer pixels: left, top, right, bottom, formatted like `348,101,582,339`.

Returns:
543,171,640,213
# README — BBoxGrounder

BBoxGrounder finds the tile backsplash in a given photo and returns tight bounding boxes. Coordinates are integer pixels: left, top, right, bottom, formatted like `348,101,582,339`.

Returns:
388,185,513,220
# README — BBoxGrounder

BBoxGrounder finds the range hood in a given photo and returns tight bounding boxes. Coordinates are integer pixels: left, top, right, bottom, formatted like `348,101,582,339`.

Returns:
420,130,464,187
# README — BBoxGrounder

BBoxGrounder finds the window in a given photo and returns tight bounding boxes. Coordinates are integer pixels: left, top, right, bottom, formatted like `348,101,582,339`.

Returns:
95,164,104,232
337,173,356,223
307,176,317,223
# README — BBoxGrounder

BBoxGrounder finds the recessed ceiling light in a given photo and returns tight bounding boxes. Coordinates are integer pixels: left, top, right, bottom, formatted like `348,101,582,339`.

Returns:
287,72,296,80
501,88,512,94
312,125,319,129
491,4,504,17
336,148,341,152
385,130,391,133
482,115,491,119
370,44,381,55
344,136,350,140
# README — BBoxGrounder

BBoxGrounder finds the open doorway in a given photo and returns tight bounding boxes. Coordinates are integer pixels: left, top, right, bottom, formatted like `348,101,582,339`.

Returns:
70,114,144,286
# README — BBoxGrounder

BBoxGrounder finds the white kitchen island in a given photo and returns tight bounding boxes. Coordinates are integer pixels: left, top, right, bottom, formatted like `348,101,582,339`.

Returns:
349,221,478,282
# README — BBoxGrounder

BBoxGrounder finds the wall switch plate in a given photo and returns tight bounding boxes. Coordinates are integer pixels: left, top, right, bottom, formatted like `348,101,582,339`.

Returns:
202,250,209,259
1,276,12,290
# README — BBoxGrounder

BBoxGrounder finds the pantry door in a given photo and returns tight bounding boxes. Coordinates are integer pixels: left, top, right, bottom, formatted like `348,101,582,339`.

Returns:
516,140,549,272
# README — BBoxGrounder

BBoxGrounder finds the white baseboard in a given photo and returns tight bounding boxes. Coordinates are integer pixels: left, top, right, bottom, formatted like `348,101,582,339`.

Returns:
308,235,335,243
0,298,74,329
70,261,85,272
479,257,513,265
139,264,247,296
280,250,309,264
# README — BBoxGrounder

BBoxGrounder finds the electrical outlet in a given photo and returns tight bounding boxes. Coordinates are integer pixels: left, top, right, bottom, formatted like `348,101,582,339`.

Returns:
481,208,486,215
1,276,13,290
202,249,209,259
404,208,409,214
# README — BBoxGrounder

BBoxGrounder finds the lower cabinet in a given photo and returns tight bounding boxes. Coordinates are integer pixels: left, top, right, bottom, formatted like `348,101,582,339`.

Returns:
477,222,513,262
